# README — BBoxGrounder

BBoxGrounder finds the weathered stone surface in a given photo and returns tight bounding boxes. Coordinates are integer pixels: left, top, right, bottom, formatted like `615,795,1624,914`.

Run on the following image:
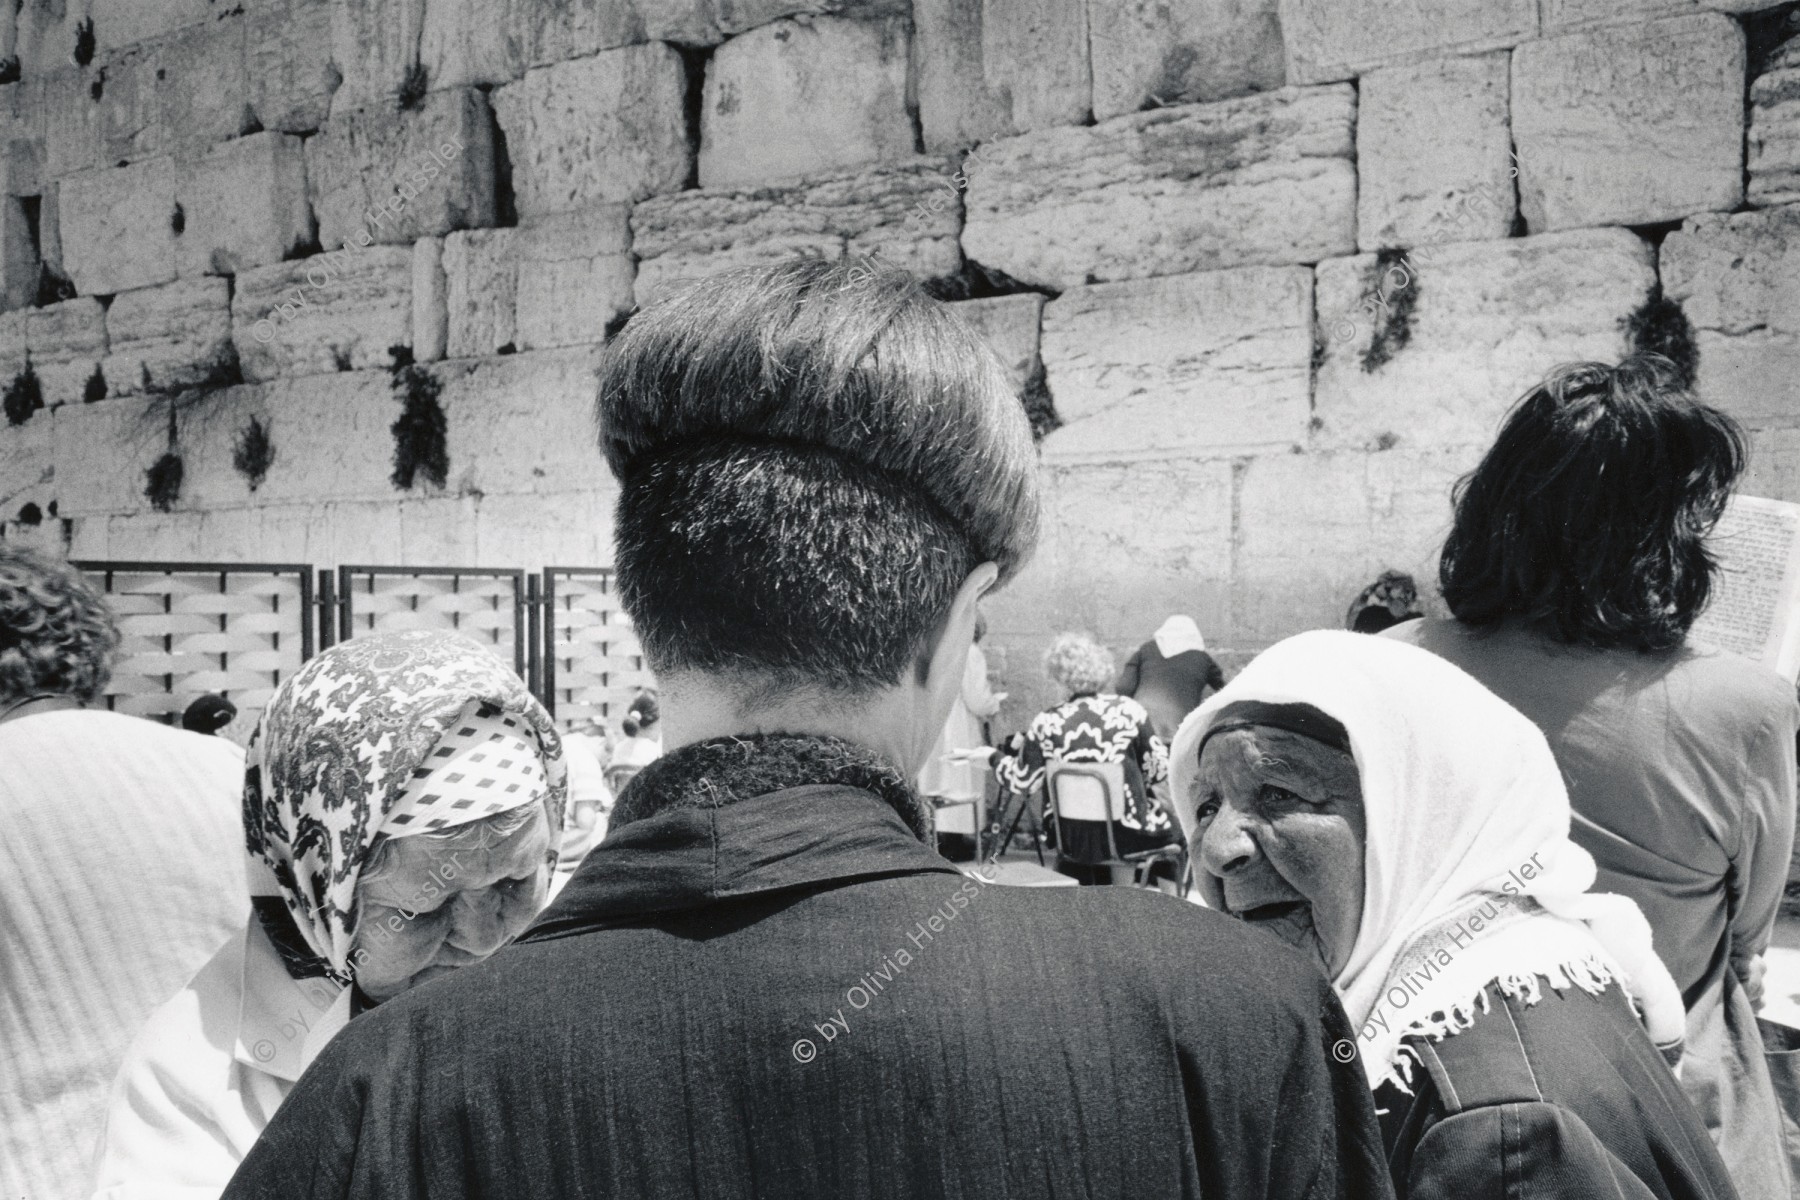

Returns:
1663,204,1800,429
699,17,912,189
443,207,632,356
632,157,963,303
1090,0,1286,121
422,0,722,89
50,395,168,518
1750,66,1800,206
492,43,690,218
1233,444,1476,641
175,372,399,507
0,411,53,524
914,0,1087,152
25,296,105,407
1742,428,1800,503
40,68,102,181
102,277,234,398
246,0,341,134
982,457,1234,715
473,488,618,569
0,196,39,312
714,0,906,35
949,294,1043,394
305,88,495,250
59,157,180,295
87,20,252,167
0,309,27,383
412,235,447,363
177,132,313,277
1276,0,1537,85
1513,15,1744,230
1540,0,1697,30
1039,267,1313,462
961,86,1356,290
1358,54,1514,251
330,0,428,116
90,0,217,53
1313,228,1656,451
0,83,43,199
433,347,608,495
232,247,415,382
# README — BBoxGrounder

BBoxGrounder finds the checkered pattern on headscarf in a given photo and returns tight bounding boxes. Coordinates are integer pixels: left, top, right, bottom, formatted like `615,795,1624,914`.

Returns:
383,706,550,836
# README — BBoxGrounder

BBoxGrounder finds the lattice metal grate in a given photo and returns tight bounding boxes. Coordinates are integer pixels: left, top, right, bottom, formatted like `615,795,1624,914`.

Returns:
543,567,653,733
73,561,313,733
334,566,528,680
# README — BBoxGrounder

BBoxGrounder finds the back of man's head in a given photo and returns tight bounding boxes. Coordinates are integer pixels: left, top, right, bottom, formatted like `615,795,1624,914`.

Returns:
597,258,1039,697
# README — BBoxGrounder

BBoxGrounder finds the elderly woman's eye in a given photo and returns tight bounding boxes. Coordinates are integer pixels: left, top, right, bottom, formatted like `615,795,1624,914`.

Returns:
1261,784,1314,808
1194,793,1222,822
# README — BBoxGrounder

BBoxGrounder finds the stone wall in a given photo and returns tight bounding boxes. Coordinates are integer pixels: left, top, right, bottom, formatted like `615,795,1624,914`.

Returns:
0,0,1797,723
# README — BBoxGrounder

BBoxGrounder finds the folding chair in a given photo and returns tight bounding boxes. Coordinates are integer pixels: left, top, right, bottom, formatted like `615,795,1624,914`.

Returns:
1046,759,1185,889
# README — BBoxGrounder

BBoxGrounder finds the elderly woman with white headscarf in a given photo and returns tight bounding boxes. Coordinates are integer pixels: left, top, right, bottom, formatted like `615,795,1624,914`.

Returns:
93,630,566,1198
1170,630,1737,1200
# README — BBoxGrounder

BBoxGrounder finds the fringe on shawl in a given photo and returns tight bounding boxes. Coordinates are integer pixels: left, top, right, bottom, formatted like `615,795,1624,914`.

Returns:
1373,955,1620,1095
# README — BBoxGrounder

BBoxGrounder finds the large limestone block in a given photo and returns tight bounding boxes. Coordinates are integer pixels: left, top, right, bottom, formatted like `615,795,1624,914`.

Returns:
1234,445,1475,640
434,347,609,495
102,277,234,398
473,489,618,570
330,0,428,115
443,206,633,356
0,411,53,522
1089,0,1286,121
177,132,313,278
631,157,963,304
0,83,43,199
961,86,1356,290
305,88,495,249
89,0,216,53
699,17,912,190
246,0,340,134
412,235,447,362
949,294,1043,394
714,0,906,35
1742,428,1800,503
0,308,26,382
423,0,721,89
1313,229,1655,451
40,68,102,181
1540,0,1697,30
1276,0,1536,85
1663,204,1800,429
50,395,168,518
90,21,252,166
233,247,415,382
174,371,398,507
914,0,1088,151
25,296,105,407
1039,267,1313,462
0,197,39,312
59,157,179,295
1358,54,1514,251
1751,66,1800,206
1512,15,1745,230
493,43,691,218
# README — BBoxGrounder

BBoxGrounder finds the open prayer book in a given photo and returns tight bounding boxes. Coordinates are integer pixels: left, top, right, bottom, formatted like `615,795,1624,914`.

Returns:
1691,494,1800,683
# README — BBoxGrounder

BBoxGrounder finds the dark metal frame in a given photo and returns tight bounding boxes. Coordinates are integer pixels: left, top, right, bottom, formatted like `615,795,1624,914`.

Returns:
335,565,530,684
540,566,628,721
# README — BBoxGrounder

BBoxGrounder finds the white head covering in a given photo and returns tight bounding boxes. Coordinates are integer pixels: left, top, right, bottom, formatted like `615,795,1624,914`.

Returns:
1153,614,1206,658
1169,630,1684,1088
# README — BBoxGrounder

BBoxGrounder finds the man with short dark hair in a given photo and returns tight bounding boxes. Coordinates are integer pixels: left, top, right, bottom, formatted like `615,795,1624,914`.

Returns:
224,259,1390,1199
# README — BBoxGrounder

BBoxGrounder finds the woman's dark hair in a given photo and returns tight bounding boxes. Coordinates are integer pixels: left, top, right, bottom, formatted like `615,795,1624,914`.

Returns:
0,546,120,705
1439,355,1745,652
598,257,1039,696
621,688,659,736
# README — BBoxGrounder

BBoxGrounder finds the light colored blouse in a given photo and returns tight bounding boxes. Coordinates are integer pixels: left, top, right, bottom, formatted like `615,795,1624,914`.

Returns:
93,920,353,1199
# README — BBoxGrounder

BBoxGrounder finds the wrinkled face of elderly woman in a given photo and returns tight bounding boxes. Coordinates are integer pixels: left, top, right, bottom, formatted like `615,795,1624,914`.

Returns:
1191,728,1366,976
349,805,553,1003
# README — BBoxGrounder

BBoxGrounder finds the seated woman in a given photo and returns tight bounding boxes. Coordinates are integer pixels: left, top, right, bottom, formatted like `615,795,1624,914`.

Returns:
93,630,566,1198
995,632,1176,884
1170,629,1737,1199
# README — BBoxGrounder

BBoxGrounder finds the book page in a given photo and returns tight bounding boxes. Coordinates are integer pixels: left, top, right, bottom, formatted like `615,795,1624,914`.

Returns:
1691,494,1800,679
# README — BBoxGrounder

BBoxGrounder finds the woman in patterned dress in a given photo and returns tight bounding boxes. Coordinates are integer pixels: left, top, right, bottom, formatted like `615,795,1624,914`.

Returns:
994,632,1176,883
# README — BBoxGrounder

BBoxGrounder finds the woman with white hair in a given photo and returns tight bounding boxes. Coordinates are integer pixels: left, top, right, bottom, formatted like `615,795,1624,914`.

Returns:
1170,630,1737,1198
994,631,1175,883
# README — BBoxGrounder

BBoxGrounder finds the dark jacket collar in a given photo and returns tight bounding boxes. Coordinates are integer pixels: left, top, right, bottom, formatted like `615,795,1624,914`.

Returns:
522,734,963,941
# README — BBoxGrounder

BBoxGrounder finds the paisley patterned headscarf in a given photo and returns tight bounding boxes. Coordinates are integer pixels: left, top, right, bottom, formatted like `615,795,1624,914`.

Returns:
243,630,567,984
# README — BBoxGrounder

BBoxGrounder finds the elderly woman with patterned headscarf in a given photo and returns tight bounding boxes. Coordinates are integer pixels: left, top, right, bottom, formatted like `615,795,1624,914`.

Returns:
93,630,566,1199
1170,631,1736,1199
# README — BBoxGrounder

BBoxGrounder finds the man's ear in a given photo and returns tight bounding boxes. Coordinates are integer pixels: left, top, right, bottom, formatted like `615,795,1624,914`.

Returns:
916,562,999,688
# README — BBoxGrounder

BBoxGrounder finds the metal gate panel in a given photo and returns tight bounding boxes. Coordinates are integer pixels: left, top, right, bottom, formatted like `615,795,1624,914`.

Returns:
72,561,314,731
337,566,528,681
542,567,653,731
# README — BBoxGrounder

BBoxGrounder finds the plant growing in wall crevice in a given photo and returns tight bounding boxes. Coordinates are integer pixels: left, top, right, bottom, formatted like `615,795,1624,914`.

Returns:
1361,248,1418,374
137,342,247,512
1019,360,1061,442
3,361,42,426
388,347,448,491
232,415,275,491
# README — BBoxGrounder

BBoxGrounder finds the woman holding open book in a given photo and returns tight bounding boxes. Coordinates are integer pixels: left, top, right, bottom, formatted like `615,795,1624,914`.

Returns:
1385,355,1800,1198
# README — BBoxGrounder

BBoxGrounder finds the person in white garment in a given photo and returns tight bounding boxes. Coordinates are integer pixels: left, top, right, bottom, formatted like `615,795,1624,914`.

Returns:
92,630,567,1199
0,547,248,1200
